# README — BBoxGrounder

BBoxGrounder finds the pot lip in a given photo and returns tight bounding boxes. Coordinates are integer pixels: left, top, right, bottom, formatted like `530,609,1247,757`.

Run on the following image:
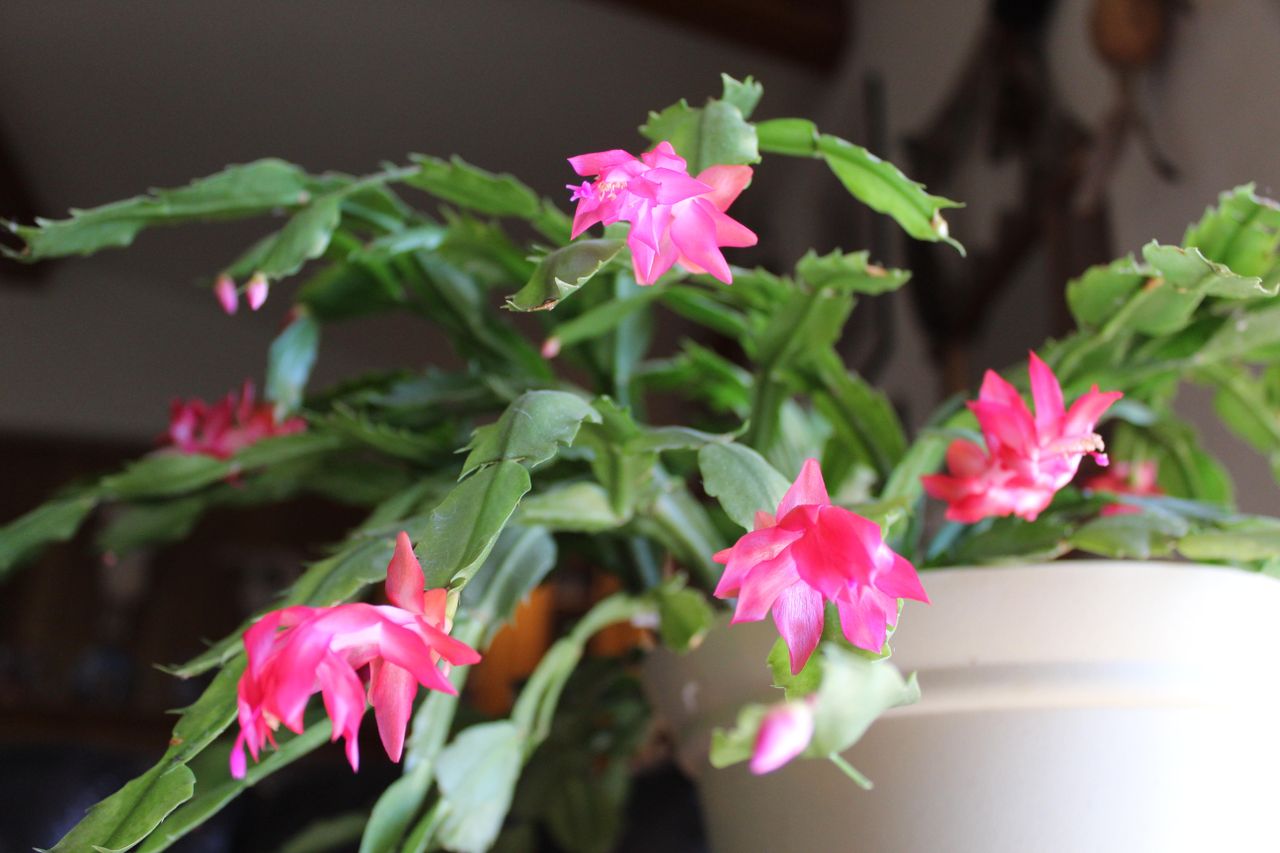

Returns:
920,558,1243,575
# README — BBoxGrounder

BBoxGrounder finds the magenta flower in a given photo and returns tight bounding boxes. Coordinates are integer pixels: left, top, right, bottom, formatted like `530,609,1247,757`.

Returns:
165,380,306,460
566,141,757,284
922,352,1123,523
751,700,815,775
231,531,481,778
713,459,927,674
1083,460,1162,516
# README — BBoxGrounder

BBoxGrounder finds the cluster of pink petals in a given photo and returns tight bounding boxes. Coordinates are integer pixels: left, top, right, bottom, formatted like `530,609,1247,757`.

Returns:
751,700,815,775
714,459,928,674
165,380,305,460
566,141,757,284
921,352,1123,523
1083,460,1162,516
231,532,481,778
215,272,270,315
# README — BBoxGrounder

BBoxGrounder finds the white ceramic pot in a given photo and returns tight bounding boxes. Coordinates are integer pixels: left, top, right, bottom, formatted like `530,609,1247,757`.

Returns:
646,562,1280,853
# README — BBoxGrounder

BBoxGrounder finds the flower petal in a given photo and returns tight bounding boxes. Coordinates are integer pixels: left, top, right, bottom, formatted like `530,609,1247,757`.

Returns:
732,552,800,623
696,165,753,211
713,525,800,599
370,659,418,763
836,589,893,653
1027,351,1064,436
771,582,825,674
567,149,636,177
1062,387,1123,436
385,531,425,614
669,200,731,283
875,553,929,604
415,617,482,667
631,168,711,204
777,458,830,517
377,620,457,695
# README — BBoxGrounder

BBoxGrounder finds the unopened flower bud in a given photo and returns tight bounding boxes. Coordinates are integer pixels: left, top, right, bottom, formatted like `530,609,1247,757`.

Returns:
215,274,238,315
246,273,269,311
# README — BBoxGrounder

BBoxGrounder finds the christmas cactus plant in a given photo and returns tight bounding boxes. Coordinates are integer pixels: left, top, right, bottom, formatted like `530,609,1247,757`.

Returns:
5,74,1280,853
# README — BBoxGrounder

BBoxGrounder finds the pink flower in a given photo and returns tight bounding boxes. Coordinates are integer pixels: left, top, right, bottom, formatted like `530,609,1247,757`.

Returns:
1083,460,1162,516
922,352,1123,523
165,380,306,460
566,141,757,284
751,700,815,775
714,459,928,674
231,532,481,778
214,274,239,315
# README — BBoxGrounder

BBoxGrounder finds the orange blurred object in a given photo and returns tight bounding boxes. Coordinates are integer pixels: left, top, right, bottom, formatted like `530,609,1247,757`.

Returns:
468,585,556,717
587,573,653,657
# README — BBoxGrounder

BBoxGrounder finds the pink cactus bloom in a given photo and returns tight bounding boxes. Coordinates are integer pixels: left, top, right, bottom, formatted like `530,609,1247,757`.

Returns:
214,274,239,315
714,459,928,674
165,380,306,460
751,700,815,775
231,532,481,778
922,352,1123,523
1083,460,1162,516
566,141,757,284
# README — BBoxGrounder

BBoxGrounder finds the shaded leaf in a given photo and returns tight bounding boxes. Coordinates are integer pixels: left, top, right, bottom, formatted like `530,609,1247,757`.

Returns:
944,515,1070,566
462,525,558,645
96,496,207,557
543,284,665,351
434,722,523,853
1183,184,1280,278
698,443,790,531
460,391,600,477
755,117,819,157
47,764,195,853
505,239,625,312
795,249,910,295
767,637,823,700
99,454,231,499
266,312,320,416
5,160,310,261
639,93,759,175
1065,257,1145,329
654,580,715,653
516,482,628,532
1070,512,1187,559
255,195,342,280
136,722,332,853
0,493,98,579
708,703,769,769
718,73,763,120
406,155,540,218
816,134,962,250
808,645,918,757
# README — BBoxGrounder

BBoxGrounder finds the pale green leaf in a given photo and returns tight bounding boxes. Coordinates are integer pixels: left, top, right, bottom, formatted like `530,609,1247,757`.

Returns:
505,239,625,312
460,390,600,477
698,443,790,531
406,155,540,218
